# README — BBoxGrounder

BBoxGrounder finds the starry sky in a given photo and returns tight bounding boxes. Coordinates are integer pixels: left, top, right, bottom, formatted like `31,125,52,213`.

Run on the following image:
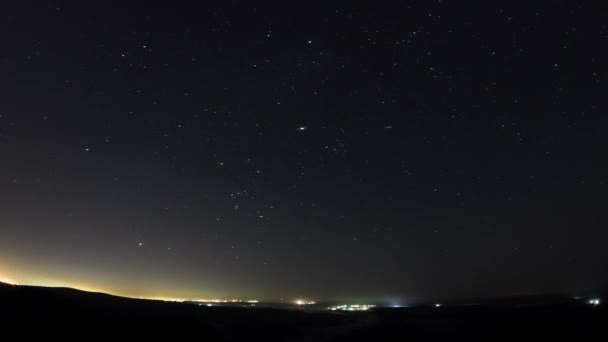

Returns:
1,1,608,302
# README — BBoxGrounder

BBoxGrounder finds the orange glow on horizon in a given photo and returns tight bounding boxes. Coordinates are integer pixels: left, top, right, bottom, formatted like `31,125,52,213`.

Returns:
0,272,113,296
0,268,19,285
0,276,220,303
0,279,19,285
0,270,248,302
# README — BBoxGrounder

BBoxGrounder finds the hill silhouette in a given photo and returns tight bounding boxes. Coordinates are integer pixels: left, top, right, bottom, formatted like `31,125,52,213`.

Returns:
1,281,606,340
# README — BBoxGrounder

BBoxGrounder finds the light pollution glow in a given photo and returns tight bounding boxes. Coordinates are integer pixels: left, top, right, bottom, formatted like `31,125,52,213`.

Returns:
1,268,266,303
0,277,19,286
0,272,252,302
0,258,205,300
0,254,272,300
0,263,111,295
0,269,280,304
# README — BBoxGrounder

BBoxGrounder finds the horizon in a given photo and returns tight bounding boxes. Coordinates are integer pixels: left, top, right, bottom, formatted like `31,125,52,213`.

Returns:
1,278,604,306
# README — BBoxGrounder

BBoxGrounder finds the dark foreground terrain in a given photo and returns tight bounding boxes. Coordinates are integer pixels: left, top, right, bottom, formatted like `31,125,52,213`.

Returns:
0,282,605,341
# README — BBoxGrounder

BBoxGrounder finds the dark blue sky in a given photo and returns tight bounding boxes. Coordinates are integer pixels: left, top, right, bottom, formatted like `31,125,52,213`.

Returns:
1,1,607,301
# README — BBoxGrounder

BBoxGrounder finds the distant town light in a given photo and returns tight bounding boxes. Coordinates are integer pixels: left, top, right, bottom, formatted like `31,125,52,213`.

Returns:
158,298,184,303
328,304,375,311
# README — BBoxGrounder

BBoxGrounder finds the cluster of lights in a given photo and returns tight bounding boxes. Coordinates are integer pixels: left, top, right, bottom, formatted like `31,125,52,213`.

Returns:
194,299,258,307
194,298,257,303
329,304,375,311
588,298,601,306
295,299,316,305
149,298,185,303
151,298,260,305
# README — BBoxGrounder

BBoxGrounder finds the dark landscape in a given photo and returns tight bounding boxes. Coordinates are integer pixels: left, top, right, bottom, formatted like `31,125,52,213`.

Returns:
1,281,605,340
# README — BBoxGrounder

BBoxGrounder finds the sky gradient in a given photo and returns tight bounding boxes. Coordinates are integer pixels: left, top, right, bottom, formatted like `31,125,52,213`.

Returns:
1,1,608,302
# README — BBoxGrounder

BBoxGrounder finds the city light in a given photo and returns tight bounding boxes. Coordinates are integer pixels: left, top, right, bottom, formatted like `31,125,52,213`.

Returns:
195,299,243,303
147,298,185,303
328,304,375,311
295,299,316,305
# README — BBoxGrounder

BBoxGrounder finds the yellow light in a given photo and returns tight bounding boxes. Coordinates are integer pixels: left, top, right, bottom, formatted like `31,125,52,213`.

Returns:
144,297,186,303
0,278,19,285
328,304,375,311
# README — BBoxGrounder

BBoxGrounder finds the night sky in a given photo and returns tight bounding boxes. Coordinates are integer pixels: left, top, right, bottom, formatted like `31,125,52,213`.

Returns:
1,1,608,302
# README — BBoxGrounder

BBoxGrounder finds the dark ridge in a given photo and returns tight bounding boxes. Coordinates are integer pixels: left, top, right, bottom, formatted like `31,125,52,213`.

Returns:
1,281,606,340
